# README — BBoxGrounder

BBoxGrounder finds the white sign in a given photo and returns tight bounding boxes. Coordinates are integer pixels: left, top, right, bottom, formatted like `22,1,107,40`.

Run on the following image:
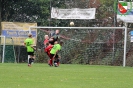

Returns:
131,31,133,42
131,36,133,42
51,7,96,19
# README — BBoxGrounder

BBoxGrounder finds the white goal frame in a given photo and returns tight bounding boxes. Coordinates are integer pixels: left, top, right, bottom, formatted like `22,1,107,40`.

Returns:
0,35,6,63
30,26,127,67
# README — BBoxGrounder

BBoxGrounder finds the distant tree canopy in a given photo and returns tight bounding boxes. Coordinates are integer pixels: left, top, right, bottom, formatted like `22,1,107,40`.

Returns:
0,0,121,34
0,0,50,23
0,0,51,34
0,0,116,25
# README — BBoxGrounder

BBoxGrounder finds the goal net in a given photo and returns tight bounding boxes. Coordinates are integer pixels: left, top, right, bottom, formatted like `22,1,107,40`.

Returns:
0,36,16,63
30,27,127,67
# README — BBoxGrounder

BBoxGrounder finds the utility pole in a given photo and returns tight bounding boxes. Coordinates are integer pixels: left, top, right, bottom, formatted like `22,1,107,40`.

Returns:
112,0,118,62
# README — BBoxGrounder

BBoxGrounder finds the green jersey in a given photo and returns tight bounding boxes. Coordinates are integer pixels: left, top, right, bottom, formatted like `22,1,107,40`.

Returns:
24,38,34,52
50,44,61,54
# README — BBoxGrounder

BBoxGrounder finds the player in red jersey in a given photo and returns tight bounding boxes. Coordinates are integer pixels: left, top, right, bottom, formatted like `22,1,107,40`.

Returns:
45,43,53,66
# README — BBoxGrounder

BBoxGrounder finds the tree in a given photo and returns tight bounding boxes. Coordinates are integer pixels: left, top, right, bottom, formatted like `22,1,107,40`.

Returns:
0,0,52,34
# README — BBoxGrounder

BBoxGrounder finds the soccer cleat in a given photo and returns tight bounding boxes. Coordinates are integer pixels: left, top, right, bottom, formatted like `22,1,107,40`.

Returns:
48,63,53,67
48,63,51,66
28,64,31,67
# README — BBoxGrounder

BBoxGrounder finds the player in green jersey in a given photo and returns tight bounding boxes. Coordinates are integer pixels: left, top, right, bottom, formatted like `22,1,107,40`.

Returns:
24,33,35,67
50,41,63,67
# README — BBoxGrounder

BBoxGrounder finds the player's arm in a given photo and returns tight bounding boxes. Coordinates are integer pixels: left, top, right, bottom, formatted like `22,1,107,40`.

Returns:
24,40,26,47
30,45,36,50
30,39,36,50
45,46,49,52
24,43,26,46
57,35,60,40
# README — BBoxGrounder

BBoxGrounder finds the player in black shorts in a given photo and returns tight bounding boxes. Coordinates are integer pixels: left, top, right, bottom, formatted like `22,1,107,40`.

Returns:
27,52,34,67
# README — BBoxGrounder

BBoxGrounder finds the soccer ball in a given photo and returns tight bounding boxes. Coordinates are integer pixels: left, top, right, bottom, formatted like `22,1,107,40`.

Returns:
70,22,74,26
54,63,58,67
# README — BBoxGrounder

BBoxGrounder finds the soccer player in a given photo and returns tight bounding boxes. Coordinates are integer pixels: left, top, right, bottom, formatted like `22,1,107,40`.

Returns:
44,43,53,66
24,33,35,67
52,29,60,41
49,29,60,45
43,35,49,48
28,55,34,67
50,41,63,67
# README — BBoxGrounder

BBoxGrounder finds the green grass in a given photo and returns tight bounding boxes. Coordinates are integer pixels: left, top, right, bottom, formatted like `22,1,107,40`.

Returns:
0,63,133,88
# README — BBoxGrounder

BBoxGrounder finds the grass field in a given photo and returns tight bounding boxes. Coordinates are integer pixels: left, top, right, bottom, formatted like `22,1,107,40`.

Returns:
0,63,133,88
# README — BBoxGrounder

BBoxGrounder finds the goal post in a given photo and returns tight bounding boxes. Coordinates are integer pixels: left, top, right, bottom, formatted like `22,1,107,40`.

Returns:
0,35,6,63
30,26,127,67
0,36,16,63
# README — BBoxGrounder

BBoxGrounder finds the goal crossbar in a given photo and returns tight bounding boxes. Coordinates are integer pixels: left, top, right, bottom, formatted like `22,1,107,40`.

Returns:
30,26,126,29
30,26,127,67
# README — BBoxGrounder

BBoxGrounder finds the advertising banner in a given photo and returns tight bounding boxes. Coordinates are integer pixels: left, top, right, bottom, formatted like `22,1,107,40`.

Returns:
1,22,37,45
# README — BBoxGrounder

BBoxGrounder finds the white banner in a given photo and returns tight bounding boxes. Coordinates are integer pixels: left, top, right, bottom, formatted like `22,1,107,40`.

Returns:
131,36,133,42
51,7,96,19
117,15,133,23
